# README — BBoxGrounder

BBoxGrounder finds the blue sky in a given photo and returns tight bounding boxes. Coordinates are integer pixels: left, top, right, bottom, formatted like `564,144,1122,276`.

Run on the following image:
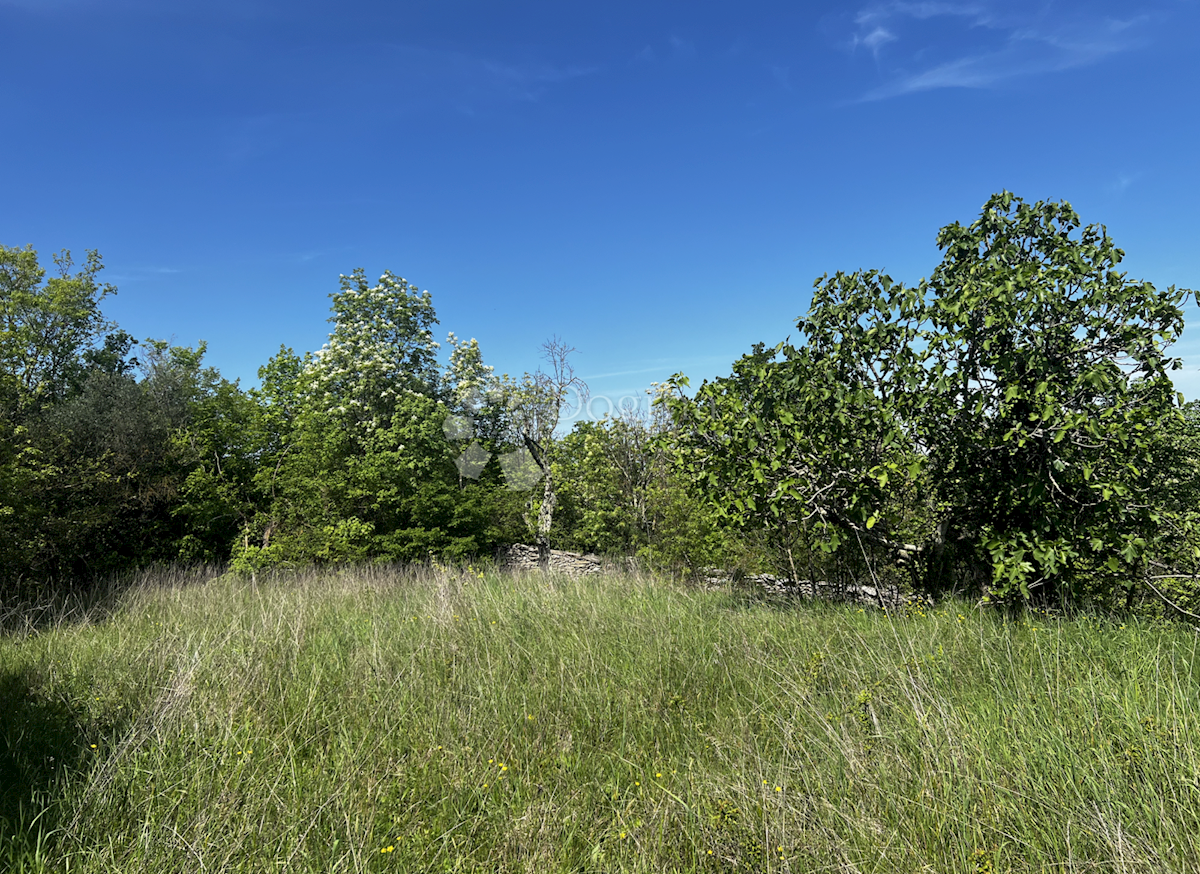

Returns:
3,0,1199,421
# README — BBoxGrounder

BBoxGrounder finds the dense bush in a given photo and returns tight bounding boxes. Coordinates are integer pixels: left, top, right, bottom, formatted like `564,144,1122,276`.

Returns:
663,193,1199,606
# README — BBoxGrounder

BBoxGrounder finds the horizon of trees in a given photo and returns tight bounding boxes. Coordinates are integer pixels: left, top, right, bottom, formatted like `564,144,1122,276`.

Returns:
4,193,1200,614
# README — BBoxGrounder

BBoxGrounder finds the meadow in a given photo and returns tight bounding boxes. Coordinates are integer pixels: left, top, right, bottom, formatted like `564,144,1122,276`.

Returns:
2,565,1198,873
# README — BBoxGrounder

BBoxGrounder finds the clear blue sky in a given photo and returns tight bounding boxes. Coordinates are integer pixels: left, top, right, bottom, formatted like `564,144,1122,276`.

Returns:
3,0,1199,420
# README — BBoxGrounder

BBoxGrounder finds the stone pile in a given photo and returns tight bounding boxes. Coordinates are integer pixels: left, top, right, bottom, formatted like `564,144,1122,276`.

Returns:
492,546,928,611
696,570,919,610
495,544,603,576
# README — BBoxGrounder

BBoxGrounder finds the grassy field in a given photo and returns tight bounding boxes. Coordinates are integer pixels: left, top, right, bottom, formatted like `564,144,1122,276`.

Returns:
2,565,1199,873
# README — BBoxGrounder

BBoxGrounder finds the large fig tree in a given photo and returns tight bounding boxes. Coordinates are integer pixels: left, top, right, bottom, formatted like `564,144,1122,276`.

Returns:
665,193,1193,604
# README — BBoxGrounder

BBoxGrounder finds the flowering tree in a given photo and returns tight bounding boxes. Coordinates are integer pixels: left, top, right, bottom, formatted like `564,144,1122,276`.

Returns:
233,269,493,567
305,268,441,433
443,332,495,410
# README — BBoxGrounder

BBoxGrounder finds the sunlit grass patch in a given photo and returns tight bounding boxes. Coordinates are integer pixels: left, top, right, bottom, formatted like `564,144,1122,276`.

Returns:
1,565,1198,872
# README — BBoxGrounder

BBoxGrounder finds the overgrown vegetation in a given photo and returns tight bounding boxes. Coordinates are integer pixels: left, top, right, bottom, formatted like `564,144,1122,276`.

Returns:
2,566,1199,872
4,192,1200,609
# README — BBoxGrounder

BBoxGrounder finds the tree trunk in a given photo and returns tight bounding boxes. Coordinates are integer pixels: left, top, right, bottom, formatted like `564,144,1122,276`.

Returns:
536,467,556,571
523,435,556,571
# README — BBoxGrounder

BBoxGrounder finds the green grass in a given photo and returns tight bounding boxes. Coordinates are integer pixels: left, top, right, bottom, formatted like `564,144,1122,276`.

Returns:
2,564,1199,873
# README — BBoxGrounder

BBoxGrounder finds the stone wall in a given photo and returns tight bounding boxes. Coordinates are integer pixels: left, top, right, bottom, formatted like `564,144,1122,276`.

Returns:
495,544,603,576
696,570,910,609
493,545,928,611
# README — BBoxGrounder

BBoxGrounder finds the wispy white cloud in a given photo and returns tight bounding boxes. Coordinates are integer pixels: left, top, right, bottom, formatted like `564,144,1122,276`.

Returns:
582,364,673,380
845,1,1158,100
387,45,597,107
107,265,183,283
629,34,700,66
856,27,898,55
185,46,595,166
1107,171,1143,194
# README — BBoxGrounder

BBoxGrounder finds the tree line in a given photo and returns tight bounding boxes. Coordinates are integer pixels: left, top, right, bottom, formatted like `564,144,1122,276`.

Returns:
3,193,1199,611
0,253,724,595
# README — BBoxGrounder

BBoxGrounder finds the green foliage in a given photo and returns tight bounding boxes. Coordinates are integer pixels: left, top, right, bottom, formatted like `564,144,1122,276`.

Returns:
14,341,237,582
234,274,513,570
633,466,753,577
662,271,929,585
238,390,463,564
1151,400,1200,518
170,366,264,563
309,268,441,430
1121,400,1200,617
918,193,1190,602
666,193,1194,604
0,244,243,589
494,338,588,561
551,418,653,555
550,403,743,574
443,332,495,410
0,245,118,418
5,221,1196,605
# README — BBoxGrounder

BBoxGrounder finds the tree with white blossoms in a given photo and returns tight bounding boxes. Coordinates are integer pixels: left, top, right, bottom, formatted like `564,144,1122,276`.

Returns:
443,332,494,410
234,268,509,567
306,268,441,432
441,332,518,483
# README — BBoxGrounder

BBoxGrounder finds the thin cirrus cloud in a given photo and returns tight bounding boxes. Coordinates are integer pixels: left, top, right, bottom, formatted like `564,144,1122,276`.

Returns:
193,46,597,164
855,27,898,56
105,266,183,283
382,45,598,108
847,1,1156,100
630,35,699,65
1108,171,1143,195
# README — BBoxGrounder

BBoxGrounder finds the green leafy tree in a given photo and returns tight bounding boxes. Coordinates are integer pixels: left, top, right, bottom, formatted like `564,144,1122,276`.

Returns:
0,245,118,418
168,359,263,563
663,291,925,588
1129,400,1200,616
551,397,680,554
1,338,225,585
551,418,648,555
666,193,1193,605
443,332,495,410
917,193,1190,602
308,268,441,432
552,397,739,575
0,245,188,591
440,332,513,485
